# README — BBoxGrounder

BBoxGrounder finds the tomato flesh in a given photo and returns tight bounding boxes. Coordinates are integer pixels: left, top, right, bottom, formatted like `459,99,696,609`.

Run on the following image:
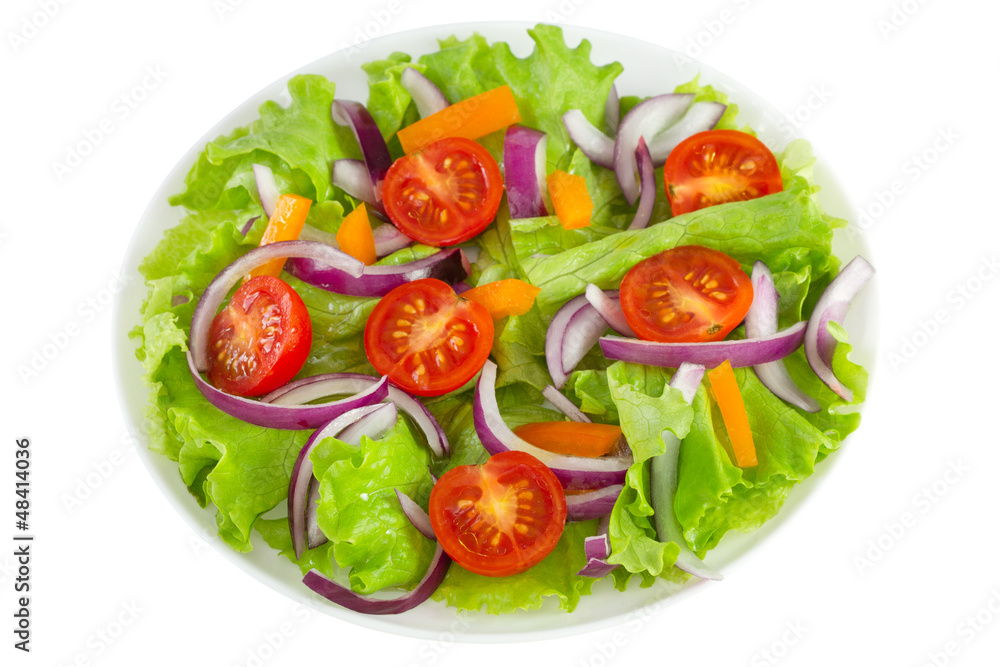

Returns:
429,450,567,577
619,245,753,343
364,278,493,397
382,137,503,247
663,129,783,215
207,275,312,396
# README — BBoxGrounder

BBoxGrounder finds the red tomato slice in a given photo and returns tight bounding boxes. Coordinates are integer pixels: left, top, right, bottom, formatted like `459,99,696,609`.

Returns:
619,245,753,343
429,450,567,577
363,278,493,397
207,275,312,396
381,137,503,247
663,129,783,215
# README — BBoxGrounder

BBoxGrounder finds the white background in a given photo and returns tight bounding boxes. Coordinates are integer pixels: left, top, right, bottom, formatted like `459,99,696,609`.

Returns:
4,0,999,665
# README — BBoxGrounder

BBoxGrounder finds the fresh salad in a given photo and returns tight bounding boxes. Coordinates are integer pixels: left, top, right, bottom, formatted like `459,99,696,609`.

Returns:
132,24,871,616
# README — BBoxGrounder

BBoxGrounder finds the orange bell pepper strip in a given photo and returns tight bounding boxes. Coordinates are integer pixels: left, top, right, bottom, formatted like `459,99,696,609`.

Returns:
246,193,312,280
397,84,521,155
460,279,541,319
706,360,758,468
546,170,593,230
513,422,625,458
335,203,377,266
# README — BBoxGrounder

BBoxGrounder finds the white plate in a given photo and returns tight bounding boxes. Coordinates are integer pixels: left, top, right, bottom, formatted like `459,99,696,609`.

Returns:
113,21,876,642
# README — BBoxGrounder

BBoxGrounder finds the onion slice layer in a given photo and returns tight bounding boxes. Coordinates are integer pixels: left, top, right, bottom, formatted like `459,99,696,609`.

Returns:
303,544,450,615
545,292,612,389
186,351,388,430
599,321,807,369
262,372,449,458
565,484,623,522
284,247,468,298
504,125,549,219
746,261,820,412
400,67,449,118
804,255,874,401
330,100,393,203
649,363,723,580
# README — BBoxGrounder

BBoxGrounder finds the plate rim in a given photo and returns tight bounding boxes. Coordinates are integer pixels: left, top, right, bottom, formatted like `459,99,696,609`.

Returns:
111,19,877,642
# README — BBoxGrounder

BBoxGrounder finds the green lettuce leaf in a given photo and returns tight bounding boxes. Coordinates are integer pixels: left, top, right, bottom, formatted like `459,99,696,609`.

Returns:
565,369,619,424
674,350,864,554
419,24,622,167
170,75,358,210
603,362,694,586
432,521,598,614
525,180,838,317
310,418,436,593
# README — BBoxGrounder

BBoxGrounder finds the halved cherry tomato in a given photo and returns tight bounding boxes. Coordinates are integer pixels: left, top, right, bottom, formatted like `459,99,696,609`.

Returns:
207,275,312,396
429,450,567,577
381,137,503,247
619,245,753,343
663,129,783,215
363,278,493,397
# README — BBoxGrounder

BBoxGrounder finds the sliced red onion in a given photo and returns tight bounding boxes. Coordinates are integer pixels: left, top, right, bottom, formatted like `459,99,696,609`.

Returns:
745,261,779,340
746,262,820,412
186,351,388,430
240,215,260,236
295,223,338,246
336,401,399,446
562,109,614,169
542,385,592,423
577,514,616,578
371,224,415,256
614,94,694,204
585,532,610,559
331,100,393,203
670,362,705,404
262,372,449,457
297,222,414,259
804,256,874,402
627,137,656,231
577,537,618,578
599,321,807,369
394,488,435,540
646,101,728,166
252,163,280,218
474,361,631,490
400,67,449,118
452,280,472,295
189,240,363,372
288,404,386,559
331,159,377,205
305,480,326,550
303,542,450,615
545,293,612,389
284,247,468,298
565,484,623,522
171,294,190,307
605,83,620,133
649,363,722,580
584,285,634,337
503,125,549,219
